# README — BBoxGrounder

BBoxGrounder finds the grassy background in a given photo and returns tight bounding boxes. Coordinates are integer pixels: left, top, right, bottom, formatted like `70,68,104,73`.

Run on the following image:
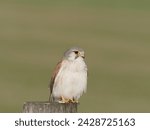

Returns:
0,0,150,112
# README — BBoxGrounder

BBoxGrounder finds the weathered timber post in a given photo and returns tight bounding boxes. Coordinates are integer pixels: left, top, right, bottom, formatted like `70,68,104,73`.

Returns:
23,101,78,113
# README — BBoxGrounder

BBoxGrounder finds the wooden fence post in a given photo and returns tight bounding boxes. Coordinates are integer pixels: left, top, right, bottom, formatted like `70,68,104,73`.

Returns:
23,101,78,113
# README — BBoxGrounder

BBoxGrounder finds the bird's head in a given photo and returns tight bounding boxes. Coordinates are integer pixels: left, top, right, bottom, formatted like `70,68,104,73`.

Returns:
64,47,85,61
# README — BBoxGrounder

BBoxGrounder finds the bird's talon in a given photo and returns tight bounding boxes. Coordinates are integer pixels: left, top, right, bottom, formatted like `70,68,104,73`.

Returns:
69,99,78,103
58,96,70,103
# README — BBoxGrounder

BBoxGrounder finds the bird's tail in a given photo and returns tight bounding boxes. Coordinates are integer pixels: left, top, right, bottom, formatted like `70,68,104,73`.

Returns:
48,87,53,102
49,94,54,102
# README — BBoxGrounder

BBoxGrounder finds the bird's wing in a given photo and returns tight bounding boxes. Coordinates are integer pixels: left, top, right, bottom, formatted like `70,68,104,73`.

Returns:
49,60,63,95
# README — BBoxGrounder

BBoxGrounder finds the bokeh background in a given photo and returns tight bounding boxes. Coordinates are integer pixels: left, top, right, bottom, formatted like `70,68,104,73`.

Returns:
0,0,150,112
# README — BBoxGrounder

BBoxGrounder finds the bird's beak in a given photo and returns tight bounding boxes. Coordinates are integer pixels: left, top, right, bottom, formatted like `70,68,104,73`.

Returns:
78,52,85,59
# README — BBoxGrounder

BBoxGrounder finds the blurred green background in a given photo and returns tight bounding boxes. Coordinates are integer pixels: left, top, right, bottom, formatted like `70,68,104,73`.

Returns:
0,0,150,112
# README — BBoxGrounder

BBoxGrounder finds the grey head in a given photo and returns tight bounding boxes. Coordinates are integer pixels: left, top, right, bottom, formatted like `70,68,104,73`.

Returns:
63,47,85,61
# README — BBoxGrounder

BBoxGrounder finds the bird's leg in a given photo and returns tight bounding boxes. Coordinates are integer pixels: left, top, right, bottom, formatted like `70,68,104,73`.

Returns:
69,99,74,103
58,96,70,103
58,96,78,103
69,98,78,103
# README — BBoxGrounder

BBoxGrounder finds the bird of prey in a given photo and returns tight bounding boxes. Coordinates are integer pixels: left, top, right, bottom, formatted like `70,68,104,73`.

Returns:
49,47,87,103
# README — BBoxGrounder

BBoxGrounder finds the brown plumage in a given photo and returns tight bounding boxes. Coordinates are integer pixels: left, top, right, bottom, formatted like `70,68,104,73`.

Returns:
49,61,62,101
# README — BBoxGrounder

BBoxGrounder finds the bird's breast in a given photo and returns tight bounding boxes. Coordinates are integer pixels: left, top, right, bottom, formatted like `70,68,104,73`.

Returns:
52,59,87,99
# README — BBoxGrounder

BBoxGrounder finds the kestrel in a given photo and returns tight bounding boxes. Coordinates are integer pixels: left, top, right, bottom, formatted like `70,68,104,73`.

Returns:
49,47,87,103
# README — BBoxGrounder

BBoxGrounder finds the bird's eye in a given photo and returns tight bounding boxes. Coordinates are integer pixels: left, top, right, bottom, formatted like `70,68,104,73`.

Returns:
74,51,78,54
